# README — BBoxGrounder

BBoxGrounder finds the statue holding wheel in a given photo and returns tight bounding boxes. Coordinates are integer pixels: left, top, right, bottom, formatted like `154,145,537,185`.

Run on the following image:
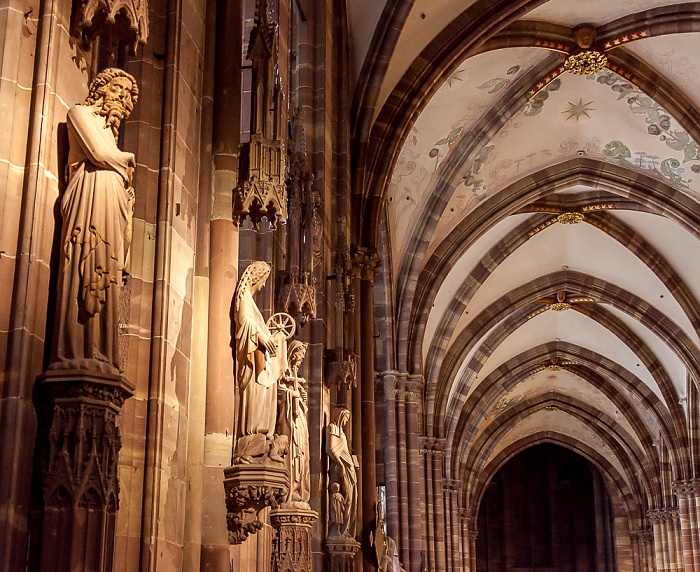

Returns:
233,260,296,464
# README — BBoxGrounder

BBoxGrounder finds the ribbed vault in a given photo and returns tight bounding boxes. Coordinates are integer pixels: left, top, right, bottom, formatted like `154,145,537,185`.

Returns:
354,1,700,569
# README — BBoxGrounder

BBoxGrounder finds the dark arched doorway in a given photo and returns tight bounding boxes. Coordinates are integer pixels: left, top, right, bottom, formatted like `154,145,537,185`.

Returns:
476,443,616,571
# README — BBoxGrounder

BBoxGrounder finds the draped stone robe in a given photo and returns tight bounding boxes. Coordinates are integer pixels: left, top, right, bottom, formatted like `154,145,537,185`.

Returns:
51,104,135,373
235,288,288,440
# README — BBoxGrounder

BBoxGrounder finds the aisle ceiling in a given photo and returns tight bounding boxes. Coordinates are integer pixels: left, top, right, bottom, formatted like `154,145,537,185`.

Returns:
351,0,700,515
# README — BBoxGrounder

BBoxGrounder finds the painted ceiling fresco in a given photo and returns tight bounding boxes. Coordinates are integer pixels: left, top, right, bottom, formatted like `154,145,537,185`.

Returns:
388,47,550,274
521,0,696,26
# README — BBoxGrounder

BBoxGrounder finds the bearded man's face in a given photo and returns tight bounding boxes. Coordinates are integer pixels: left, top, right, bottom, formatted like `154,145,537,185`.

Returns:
98,76,134,140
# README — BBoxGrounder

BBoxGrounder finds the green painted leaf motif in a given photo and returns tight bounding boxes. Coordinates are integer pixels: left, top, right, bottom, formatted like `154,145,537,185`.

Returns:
628,95,661,124
472,145,495,175
507,65,521,76
660,157,686,185
604,141,632,163
683,142,699,163
435,126,464,147
477,78,509,94
665,130,690,152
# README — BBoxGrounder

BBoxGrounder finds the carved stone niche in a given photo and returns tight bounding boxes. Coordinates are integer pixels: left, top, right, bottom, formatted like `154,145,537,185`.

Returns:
270,508,319,572
224,463,290,544
278,279,317,325
70,0,149,55
31,369,134,572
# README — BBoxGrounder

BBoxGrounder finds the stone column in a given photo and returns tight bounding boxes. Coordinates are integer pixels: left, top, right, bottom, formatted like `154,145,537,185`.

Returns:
422,437,435,570
30,370,134,572
421,437,446,572
631,528,654,572
354,248,380,571
406,375,424,572
380,372,400,553
639,529,655,572
396,374,409,567
673,479,700,571
443,479,461,572
432,441,447,572
468,528,478,572
270,508,319,572
649,508,681,572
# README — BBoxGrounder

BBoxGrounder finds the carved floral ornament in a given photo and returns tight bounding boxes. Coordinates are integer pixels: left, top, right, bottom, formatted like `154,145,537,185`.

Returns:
71,0,148,55
564,51,608,76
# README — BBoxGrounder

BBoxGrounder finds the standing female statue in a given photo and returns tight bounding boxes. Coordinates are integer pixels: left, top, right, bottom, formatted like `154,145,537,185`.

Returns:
326,407,358,536
234,261,289,463
50,68,138,373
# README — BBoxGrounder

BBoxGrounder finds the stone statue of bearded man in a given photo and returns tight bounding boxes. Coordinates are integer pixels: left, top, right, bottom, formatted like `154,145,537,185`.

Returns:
50,68,139,374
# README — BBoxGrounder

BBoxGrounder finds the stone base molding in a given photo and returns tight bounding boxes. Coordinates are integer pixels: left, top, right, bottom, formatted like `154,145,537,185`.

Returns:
270,507,318,572
325,536,361,572
224,462,290,544
30,369,134,572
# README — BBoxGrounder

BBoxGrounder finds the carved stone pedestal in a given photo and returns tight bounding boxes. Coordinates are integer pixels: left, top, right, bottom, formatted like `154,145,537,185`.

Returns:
30,369,134,572
325,536,361,572
224,462,289,544
270,507,318,572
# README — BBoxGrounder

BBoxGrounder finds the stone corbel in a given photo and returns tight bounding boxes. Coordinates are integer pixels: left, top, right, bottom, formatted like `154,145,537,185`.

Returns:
70,0,149,55
224,463,290,544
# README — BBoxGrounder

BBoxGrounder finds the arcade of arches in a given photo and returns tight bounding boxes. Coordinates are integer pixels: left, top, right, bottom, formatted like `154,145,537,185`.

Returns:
2,0,700,571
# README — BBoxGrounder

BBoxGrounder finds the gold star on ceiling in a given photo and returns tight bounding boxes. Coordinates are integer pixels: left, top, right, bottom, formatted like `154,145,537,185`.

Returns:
563,98,594,122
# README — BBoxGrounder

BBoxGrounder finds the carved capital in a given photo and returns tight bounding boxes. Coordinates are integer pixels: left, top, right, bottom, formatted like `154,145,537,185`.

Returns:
443,478,462,492
672,479,700,498
224,463,290,544
380,370,399,400
630,528,653,543
351,248,381,281
405,374,424,403
647,508,679,525
70,0,148,55
420,437,446,457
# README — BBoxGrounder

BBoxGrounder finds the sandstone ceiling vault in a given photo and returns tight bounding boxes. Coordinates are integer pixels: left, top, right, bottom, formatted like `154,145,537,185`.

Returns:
351,0,700,539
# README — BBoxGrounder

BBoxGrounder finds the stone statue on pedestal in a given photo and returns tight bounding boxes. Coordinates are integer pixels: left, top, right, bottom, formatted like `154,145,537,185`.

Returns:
326,408,358,537
234,260,294,464
277,340,311,505
50,68,138,374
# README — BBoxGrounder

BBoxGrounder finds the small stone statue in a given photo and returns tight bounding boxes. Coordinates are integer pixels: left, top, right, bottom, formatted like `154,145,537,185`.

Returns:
234,261,290,463
50,68,138,374
326,408,358,536
278,340,311,505
329,482,345,535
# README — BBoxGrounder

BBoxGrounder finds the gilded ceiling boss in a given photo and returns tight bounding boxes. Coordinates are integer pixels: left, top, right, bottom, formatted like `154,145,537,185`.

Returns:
50,68,138,374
